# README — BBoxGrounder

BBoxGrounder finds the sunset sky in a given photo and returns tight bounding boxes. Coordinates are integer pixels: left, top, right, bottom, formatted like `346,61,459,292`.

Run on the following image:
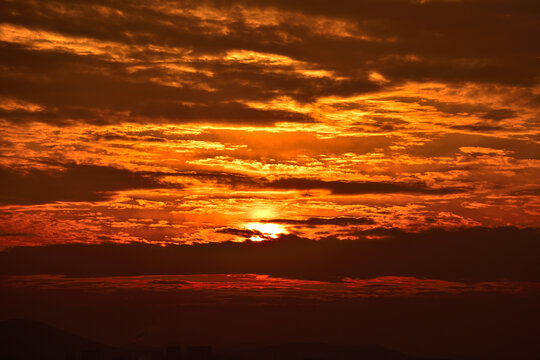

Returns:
1,1,540,359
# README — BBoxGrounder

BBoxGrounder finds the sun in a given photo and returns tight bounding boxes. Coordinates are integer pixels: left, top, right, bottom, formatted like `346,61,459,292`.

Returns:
245,222,288,241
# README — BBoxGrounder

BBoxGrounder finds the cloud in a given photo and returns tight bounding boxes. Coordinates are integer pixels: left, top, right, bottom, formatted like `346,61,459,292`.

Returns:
1,0,538,126
270,217,376,226
382,96,518,121
169,171,464,195
216,227,264,238
1,227,538,282
0,43,315,125
264,178,463,194
0,164,165,205
0,232,34,238
408,133,540,160
450,124,505,132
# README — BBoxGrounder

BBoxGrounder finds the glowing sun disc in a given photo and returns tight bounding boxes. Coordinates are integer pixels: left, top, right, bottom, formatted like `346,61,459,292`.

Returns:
245,222,288,241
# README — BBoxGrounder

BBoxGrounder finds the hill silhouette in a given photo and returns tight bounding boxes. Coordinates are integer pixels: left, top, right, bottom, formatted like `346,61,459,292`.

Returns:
0,319,449,360
0,318,118,359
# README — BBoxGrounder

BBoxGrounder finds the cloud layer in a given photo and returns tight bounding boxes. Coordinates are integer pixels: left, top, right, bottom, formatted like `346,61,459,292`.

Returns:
2,227,539,282
0,0,538,258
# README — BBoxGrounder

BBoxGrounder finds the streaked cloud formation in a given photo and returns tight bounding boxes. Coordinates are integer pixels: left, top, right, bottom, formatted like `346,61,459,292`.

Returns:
0,0,538,258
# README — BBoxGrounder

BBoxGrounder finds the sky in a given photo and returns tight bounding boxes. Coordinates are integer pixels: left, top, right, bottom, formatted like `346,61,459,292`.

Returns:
0,0,540,358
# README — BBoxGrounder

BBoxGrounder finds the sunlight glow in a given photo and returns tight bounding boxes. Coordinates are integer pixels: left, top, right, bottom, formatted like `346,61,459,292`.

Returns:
245,222,288,241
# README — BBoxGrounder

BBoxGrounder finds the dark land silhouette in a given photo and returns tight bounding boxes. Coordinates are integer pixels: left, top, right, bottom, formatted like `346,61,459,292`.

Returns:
0,319,450,360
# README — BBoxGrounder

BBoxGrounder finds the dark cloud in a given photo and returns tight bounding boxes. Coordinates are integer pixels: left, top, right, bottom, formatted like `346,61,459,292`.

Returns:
264,178,463,195
383,96,518,121
216,227,265,239
508,187,540,196
409,133,540,160
0,44,314,125
1,0,538,125
270,217,375,226
450,124,505,132
1,227,538,282
169,171,463,195
0,164,164,205
148,280,190,285
0,232,34,237
130,100,314,124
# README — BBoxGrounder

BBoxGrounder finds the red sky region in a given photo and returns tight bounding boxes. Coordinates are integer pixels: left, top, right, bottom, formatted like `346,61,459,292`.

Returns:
0,1,539,359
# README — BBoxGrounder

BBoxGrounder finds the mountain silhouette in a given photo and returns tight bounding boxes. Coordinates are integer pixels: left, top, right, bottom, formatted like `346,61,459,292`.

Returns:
0,319,115,360
0,319,450,360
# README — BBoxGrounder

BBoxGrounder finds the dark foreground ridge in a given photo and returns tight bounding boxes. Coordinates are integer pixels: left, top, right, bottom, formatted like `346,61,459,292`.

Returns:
0,319,450,360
